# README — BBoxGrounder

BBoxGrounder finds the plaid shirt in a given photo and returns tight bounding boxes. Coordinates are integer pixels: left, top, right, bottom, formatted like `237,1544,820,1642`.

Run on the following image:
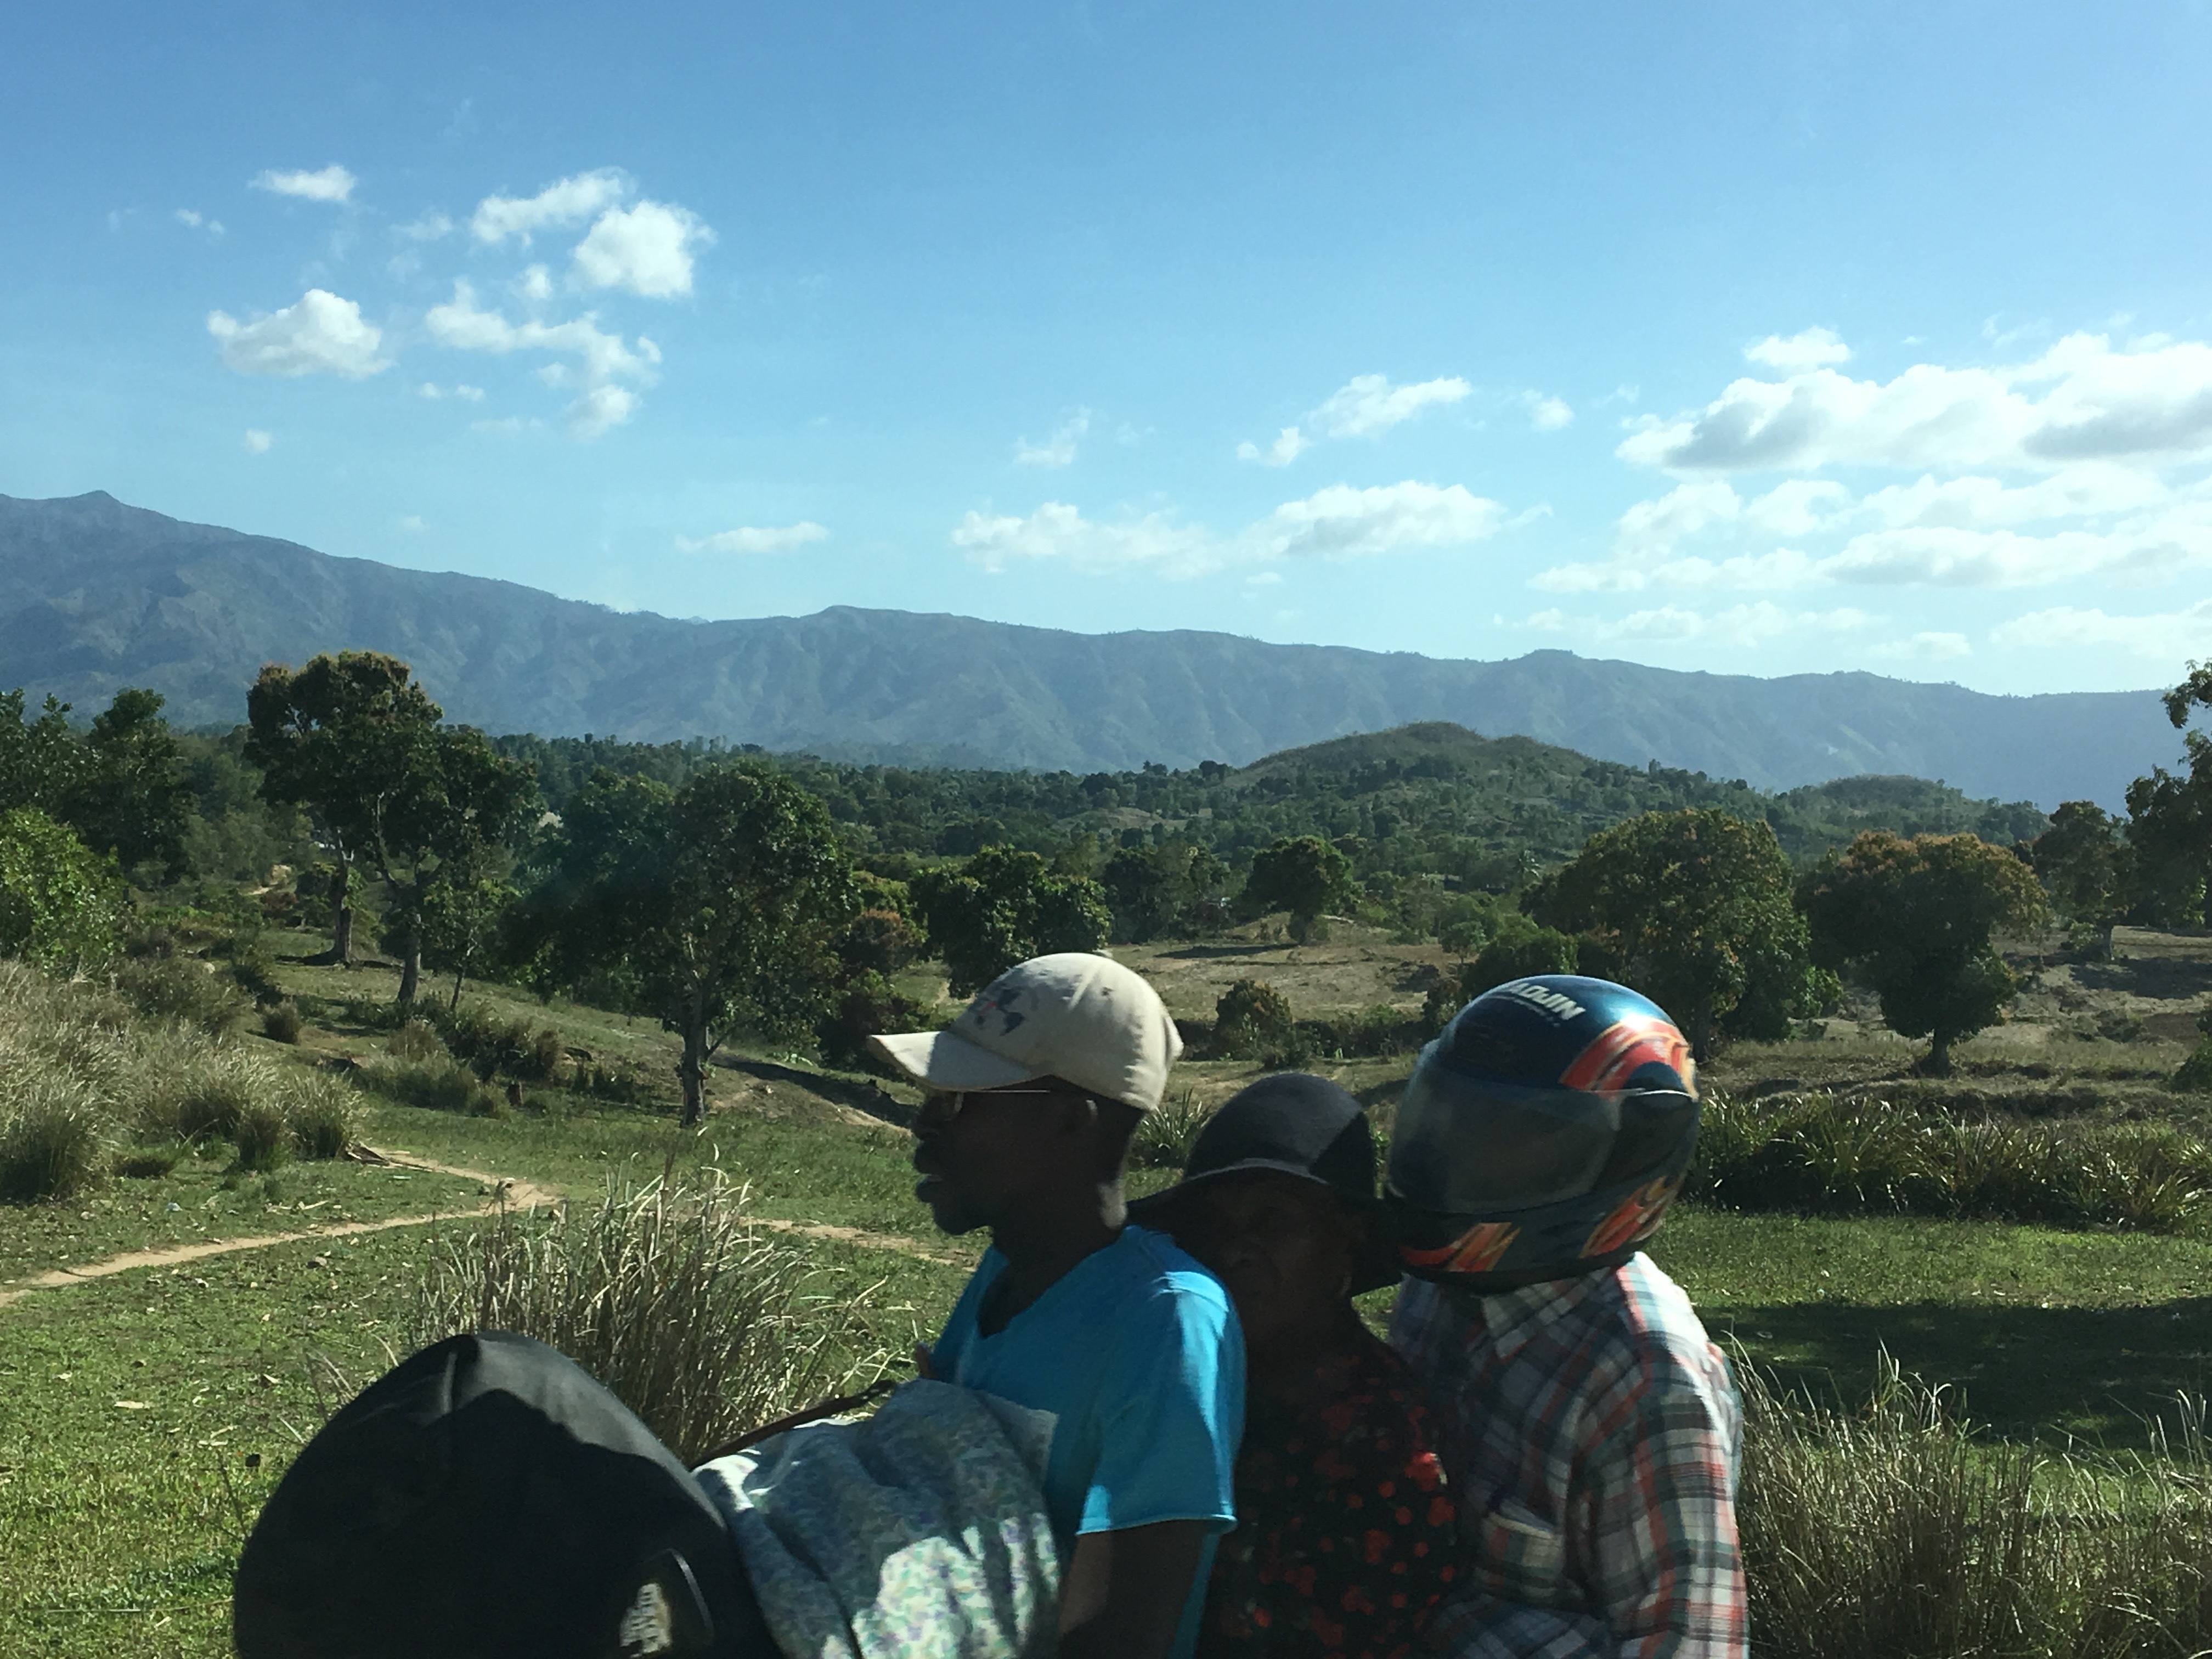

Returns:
1387,1255,1745,1659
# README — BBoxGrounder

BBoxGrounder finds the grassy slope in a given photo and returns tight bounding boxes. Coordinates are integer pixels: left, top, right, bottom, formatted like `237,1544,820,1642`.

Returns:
9,930,2212,1655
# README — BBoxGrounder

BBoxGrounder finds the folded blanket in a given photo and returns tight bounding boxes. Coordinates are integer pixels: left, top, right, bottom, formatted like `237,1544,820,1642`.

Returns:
695,1379,1060,1659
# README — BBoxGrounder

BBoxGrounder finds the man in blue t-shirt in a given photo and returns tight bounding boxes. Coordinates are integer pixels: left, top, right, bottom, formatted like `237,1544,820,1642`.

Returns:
872,952,1243,1659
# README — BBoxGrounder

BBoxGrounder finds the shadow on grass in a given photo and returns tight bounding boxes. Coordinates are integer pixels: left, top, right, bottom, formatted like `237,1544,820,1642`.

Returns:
712,1057,916,1130
1710,1296,2212,1446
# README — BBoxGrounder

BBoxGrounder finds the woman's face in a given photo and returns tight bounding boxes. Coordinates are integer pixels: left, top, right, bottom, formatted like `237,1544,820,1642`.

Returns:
1173,1171,1360,1351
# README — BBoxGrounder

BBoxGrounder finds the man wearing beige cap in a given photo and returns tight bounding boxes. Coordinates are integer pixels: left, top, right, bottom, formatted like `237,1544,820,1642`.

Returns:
872,952,1244,1659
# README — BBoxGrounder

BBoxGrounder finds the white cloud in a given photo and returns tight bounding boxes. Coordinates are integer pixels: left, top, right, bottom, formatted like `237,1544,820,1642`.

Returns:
515,264,554,302
1237,426,1311,467
399,515,425,533
174,208,224,236
471,170,626,245
1533,547,1825,595
1525,392,1574,431
425,281,655,439
395,212,453,241
1745,326,1849,373
1015,409,1091,468
953,479,1505,578
1991,599,2212,659
1621,332,2212,475
241,429,272,454
417,382,486,402
1239,373,1469,463
1308,373,1471,438
674,522,831,555
1869,631,1972,662
207,290,387,378
251,165,357,205
571,201,712,298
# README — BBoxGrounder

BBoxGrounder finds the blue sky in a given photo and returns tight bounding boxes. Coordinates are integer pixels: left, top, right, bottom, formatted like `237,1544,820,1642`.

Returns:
5,2,2211,696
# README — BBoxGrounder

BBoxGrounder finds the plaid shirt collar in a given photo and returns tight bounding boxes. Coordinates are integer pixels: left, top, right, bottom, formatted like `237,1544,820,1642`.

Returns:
1461,1272,1600,1363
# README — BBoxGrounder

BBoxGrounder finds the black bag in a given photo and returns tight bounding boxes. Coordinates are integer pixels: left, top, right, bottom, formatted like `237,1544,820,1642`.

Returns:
234,1331,779,1659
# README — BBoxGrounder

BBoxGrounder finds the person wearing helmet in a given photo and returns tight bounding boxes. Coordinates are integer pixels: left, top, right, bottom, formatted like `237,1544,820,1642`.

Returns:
872,952,1244,1659
1383,977,1744,1659
1131,1074,1458,1659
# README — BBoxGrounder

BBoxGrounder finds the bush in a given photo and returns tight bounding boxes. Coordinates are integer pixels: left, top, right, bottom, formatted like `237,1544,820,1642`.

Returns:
229,1094,292,1173
285,1075,358,1160
366,1055,503,1116
1300,1003,1415,1060
410,1178,882,1463
815,970,934,1071
1131,1089,1210,1171
1459,918,1579,998
262,1000,304,1043
1214,979,1294,1059
170,1055,271,1143
432,1004,563,1082
386,1018,447,1062
0,808,126,972
0,1079,109,1202
115,955,249,1033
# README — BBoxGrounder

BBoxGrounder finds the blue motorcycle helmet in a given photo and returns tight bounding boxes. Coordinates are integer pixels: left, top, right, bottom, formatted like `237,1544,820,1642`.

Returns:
1386,975,1701,1292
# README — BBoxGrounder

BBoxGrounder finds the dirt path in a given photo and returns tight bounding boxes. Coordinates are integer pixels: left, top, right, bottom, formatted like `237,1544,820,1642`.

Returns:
0,1148,963,1310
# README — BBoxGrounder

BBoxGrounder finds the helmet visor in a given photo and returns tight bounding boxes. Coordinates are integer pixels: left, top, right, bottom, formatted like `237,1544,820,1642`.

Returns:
1387,1046,1623,1212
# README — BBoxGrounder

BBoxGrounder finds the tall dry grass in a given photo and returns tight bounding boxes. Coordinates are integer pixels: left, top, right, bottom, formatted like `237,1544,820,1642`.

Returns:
1741,1358,2212,1658
409,1177,888,1463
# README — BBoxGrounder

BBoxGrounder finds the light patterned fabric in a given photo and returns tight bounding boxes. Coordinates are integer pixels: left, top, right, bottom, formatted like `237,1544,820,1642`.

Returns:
1387,1255,1745,1659
695,1379,1062,1659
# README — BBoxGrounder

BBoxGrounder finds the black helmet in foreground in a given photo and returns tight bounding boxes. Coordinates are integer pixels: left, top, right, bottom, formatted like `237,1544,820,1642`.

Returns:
1386,975,1700,1293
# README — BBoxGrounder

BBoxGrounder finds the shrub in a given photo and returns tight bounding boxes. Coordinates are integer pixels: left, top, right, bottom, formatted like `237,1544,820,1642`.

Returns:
115,955,250,1033
229,1094,293,1173
0,808,126,972
815,970,934,1071
0,1079,109,1202
1214,979,1294,1059
366,1055,502,1116
262,1000,304,1043
410,1178,882,1463
170,1054,272,1143
1459,918,1579,998
1131,1089,1210,1171
433,1004,562,1081
285,1074,358,1160
386,1018,447,1062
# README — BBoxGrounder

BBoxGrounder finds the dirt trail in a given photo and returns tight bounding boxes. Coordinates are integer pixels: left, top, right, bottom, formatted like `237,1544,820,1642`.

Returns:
0,1148,963,1310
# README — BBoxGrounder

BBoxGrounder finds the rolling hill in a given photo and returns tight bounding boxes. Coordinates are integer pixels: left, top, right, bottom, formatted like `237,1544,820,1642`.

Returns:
0,489,2175,806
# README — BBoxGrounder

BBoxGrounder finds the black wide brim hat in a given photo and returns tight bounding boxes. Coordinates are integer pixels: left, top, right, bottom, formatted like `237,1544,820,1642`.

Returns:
1128,1072,1403,1296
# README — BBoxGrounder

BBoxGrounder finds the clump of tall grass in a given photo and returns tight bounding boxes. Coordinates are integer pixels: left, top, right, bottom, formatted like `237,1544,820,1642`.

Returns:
1740,1358,2212,1658
363,1053,503,1116
228,1093,293,1173
0,1076,110,1201
410,1178,884,1463
262,1000,304,1043
284,1073,357,1160
1131,1088,1211,1170
1691,1089,2212,1235
114,952,250,1033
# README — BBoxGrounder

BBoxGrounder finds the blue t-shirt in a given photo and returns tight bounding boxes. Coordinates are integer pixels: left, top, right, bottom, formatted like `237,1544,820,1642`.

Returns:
933,1224,1244,1657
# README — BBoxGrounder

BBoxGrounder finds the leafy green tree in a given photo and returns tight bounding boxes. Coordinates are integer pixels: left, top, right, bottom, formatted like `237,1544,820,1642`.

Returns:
1238,834,1355,943
0,808,126,970
1101,839,1231,943
1214,978,1294,1058
2032,801,2130,957
63,689,191,881
1457,911,1579,999
533,764,859,1122
247,653,445,965
2118,664,2212,929
911,844,1111,996
0,690,86,816
419,862,522,1012
1798,831,2050,1074
1531,808,1818,1057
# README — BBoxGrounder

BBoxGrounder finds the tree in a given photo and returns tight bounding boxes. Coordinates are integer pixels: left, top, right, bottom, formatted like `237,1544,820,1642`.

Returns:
246,653,446,965
419,863,522,1012
63,689,191,881
0,808,126,971
2119,663,2212,929
1214,978,1294,1058
1457,911,1579,999
911,844,1110,996
1101,839,1231,943
1239,834,1355,943
1531,808,1819,1057
1798,831,2050,1074
2032,801,2130,956
0,689,86,817
532,765,859,1123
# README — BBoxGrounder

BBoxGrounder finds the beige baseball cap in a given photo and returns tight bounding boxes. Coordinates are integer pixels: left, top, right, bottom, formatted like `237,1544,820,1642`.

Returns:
869,952,1183,1113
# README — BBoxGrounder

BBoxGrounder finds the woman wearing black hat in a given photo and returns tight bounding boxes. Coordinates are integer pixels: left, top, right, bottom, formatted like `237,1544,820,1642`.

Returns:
1131,1074,1458,1659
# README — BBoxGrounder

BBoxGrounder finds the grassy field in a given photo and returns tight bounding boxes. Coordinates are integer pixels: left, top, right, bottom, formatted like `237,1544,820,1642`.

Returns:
8,923,2212,1654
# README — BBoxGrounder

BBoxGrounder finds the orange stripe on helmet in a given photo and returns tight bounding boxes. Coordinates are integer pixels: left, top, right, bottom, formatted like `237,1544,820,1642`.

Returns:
1558,1015,1694,1096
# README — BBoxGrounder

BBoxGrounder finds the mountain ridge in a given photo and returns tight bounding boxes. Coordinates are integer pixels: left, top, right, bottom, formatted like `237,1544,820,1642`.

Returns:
0,489,2172,807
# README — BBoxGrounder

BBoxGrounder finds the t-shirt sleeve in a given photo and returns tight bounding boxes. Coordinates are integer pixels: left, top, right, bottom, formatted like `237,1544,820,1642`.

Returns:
1078,1272,1244,1536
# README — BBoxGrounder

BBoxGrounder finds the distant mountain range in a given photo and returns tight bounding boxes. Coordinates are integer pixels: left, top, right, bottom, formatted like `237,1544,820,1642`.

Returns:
0,490,2176,808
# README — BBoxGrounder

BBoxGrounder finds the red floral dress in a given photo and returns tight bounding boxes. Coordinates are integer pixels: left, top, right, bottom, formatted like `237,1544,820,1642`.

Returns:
1199,1334,1457,1659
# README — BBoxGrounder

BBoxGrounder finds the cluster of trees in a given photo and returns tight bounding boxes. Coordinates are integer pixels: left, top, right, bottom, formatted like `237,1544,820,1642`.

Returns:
17,650,2212,1088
